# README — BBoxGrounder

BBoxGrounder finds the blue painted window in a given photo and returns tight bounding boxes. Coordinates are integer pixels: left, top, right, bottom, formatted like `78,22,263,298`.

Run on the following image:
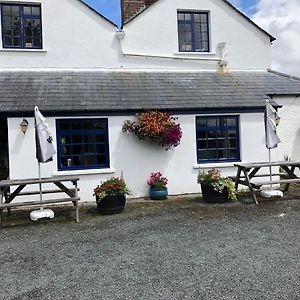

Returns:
196,116,240,163
178,11,209,52
1,3,42,49
56,119,110,171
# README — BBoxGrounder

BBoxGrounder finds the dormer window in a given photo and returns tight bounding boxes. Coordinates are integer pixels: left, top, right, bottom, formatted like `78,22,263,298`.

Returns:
177,11,209,52
1,3,42,49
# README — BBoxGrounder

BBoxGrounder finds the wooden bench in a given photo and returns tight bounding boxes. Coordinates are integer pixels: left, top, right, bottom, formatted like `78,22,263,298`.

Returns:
233,161,300,204
0,176,80,228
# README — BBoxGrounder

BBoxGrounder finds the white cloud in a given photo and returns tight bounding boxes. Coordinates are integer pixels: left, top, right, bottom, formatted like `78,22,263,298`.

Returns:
252,0,300,76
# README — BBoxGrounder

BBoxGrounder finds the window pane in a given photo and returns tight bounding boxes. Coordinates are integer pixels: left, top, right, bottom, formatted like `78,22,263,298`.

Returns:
83,144,95,154
96,144,106,154
4,36,12,47
95,135,105,143
59,122,71,131
178,13,184,21
71,121,82,130
2,5,11,15
227,118,237,126
207,139,217,148
218,149,227,159
83,135,95,143
207,150,218,160
11,6,20,16
184,13,191,20
228,149,238,159
3,16,11,26
32,7,40,16
200,14,207,22
197,118,206,127
96,155,107,165
197,131,206,139
72,135,82,144
207,118,216,127
23,7,32,15
72,145,82,155
198,139,206,149
218,139,227,148
198,150,207,160
228,130,237,138
194,14,200,22
33,37,41,47
81,156,95,166
228,139,237,148
13,37,20,46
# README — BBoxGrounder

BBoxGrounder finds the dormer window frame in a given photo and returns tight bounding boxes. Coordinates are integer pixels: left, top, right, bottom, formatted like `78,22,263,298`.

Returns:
1,3,43,49
177,10,210,53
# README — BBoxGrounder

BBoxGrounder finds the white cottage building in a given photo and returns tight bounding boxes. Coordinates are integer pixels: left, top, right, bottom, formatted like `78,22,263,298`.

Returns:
0,0,299,202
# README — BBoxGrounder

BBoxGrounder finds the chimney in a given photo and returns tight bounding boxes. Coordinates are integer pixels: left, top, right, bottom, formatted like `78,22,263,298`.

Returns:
121,0,158,25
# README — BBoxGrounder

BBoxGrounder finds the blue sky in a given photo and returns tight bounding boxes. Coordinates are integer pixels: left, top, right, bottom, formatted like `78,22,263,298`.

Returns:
83,0,258,27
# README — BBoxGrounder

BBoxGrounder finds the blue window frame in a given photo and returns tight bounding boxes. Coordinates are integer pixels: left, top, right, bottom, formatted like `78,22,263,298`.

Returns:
196,116,240,163
177,11,209,52
56,119,110,171
1,3,42,49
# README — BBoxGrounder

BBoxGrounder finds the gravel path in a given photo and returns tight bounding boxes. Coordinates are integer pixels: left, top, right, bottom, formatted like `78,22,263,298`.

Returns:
0,197,299,300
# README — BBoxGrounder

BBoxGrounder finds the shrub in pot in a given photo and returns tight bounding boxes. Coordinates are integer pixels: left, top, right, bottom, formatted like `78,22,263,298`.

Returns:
147,172,168,200
94,176,130,214
197,168,237,203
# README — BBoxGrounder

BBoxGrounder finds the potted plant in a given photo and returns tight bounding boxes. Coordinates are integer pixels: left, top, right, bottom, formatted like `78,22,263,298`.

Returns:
147,172,168,200
197,168,237,203
122,111,182,150
94,176,130,214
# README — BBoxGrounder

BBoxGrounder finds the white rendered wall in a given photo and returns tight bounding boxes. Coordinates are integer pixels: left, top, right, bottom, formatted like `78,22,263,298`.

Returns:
0,0,120,68
120,0,271,71
8,112,269,203
275,96,300,161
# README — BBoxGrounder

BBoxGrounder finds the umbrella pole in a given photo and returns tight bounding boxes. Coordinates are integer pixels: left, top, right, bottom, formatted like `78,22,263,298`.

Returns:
38,162,43,210
269,149,272,188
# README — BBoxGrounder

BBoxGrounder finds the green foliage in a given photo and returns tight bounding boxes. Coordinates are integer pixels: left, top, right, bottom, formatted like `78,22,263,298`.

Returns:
94,177,130,200
198,168,237,201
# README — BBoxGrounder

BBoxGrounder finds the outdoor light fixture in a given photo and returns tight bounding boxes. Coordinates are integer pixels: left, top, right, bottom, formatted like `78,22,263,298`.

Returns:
20,118,29,134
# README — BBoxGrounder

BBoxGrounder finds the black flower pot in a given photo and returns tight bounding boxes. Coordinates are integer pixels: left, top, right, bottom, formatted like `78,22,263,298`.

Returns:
96,194,126,214
200,183,229,203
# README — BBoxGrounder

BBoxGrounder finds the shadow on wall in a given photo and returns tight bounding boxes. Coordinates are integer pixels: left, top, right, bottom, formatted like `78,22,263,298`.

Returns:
113,131,174,197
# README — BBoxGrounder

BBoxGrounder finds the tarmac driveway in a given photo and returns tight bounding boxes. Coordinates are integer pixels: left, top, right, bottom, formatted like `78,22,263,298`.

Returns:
0,196,299,300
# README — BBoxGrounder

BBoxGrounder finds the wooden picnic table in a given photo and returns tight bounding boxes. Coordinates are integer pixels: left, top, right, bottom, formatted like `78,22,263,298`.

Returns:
233,161,300,204
0,175,80,228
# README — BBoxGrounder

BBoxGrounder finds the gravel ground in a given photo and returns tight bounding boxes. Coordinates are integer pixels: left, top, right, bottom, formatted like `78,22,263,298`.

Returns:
0,194,299,300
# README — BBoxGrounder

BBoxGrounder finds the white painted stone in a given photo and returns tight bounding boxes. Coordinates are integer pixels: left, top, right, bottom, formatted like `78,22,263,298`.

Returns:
8,112,270,202
275,96,300,161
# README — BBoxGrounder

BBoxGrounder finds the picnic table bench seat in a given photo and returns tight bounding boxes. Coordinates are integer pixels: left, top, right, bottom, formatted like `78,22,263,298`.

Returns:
0,175,80,228
233,161,300,204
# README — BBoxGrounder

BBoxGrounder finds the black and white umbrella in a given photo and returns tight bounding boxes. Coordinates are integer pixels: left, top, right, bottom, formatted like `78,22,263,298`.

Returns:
265,99,281,150
30,106,56,221
263,100,282,197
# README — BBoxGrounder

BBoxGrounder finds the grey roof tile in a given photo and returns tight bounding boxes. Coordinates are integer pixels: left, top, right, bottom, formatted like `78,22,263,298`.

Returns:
0,70,300,115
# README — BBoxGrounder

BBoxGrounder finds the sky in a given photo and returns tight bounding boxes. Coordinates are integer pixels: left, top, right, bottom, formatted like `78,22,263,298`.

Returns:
84,0,300,76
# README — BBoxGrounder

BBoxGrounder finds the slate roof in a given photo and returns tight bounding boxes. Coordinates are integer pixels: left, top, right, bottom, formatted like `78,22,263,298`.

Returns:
0,70,300,116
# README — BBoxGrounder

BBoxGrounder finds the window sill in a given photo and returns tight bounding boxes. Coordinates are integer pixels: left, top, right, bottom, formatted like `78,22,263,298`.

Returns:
193,162,240,169
0,48,47,53
52,168,115,176
174,52,216,56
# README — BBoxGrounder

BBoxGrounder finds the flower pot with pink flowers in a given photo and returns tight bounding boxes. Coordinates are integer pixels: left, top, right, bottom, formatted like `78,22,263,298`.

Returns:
147,172,168,200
